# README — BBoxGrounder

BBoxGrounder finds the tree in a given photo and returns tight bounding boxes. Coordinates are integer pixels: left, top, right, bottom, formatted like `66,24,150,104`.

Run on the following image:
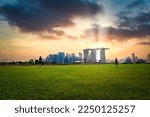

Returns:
29,59,34,64
35,59,39,64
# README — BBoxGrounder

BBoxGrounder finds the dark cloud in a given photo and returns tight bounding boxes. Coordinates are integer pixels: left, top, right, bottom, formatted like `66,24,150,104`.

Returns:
137,41,150,45
135,12,150,24
84,26,146,42
38,31,78,40
0,0,103,35
39,34,60,40
66,35,77,40
84,0,150,42
114,0,150,41
106,24,150,40
116,0,150,28
126,0,146,9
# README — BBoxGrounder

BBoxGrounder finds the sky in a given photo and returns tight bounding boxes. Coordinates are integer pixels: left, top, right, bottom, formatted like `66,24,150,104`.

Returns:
0,0,150,61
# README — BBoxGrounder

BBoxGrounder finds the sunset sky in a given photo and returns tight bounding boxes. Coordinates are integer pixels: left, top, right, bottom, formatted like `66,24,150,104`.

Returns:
0,0,150,61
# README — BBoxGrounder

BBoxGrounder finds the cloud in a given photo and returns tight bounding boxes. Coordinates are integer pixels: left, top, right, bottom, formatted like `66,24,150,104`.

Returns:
0,0,103,35
137,41,150,45
84,0,150,42
38,31,78,40
135,12,150,24
116,0,150,28
114,0,150,41
107,24,150,40
84,24,102,42
126,0,146,9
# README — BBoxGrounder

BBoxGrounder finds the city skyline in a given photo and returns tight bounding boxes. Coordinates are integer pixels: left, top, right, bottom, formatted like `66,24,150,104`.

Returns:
0,0,150,61
42,49,147,65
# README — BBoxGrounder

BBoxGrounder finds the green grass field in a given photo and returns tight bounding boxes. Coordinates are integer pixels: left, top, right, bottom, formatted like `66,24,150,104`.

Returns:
0,64,150,100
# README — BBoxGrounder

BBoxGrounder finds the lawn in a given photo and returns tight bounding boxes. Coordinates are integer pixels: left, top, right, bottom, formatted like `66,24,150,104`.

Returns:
0,64,150,100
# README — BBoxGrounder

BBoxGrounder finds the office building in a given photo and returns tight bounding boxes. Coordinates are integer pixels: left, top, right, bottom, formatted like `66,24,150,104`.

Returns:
58,52,65,64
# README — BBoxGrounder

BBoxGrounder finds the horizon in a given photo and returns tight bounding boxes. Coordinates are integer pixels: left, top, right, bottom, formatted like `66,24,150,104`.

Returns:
0,0,150,61
0,49,147,62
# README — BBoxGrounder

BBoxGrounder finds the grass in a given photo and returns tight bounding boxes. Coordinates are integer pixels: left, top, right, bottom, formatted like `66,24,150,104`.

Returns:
0,64,150,100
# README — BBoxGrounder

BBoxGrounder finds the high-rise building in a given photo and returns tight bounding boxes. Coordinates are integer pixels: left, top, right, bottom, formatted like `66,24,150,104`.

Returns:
65,53,69,63
45,47,109,64
83,49,89,63
131,53,136,63
83,48,109,63
69,54,73,63
48,54,53,63
79,52,82,62
53,54,58,63
147,54,150,62
100,49,106,63
72,53,76,63
58,52,65,64
91,49,97,63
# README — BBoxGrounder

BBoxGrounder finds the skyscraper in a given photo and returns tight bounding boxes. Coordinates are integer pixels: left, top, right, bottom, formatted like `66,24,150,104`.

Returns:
83,49,89,63
58,52,65,64
147,54,150,63
91,49,97,63
72,53,76,63
100,49,106,63
79,52,82,62
53,54,58,63
132,53,136,63
48,54,53,63
65,53,69,63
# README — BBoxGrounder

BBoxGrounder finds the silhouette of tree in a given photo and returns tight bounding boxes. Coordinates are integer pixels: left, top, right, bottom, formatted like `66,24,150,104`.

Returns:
29,59,34,64
35,59,39,64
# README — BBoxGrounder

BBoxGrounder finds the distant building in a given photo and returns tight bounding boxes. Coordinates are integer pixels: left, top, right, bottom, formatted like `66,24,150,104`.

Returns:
45,47,110,64
53,54,58,63
136,59,145,63
120,57,132,64
131,53,136,63
100,48,106,63
147,54,150,63
65,53,69,63
71,53,76,63
91,49,97,63
83,48,109,63
131,53,145,63
58,52,65,64
83,49,89,63
79,52,82,62
49,54,54,63
69,54,73,63
120,54,146,64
